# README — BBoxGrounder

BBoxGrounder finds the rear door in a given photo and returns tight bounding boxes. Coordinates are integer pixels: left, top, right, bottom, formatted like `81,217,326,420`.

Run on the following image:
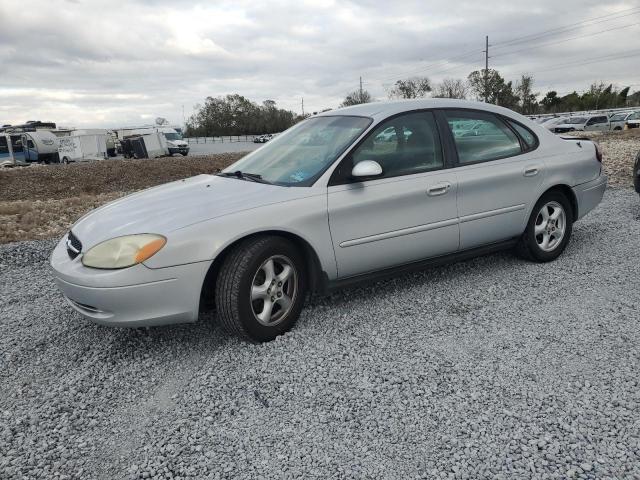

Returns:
9,135,25,164
327,110,459,278
22,135,37,162
441,109,543,250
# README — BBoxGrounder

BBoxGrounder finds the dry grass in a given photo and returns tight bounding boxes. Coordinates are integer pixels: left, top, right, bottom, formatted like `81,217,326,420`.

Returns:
0,153,244,244
0,193,129,244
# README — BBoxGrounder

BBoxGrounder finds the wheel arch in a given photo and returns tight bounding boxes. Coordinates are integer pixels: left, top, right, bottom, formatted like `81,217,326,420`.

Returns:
199,230,327,311
538,184,578,222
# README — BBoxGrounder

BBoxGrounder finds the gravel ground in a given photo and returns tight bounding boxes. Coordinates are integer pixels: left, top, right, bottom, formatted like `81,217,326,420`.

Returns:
1,187,639,480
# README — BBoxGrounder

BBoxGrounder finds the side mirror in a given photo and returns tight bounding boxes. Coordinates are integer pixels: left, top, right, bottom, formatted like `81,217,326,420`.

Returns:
351,160,383,179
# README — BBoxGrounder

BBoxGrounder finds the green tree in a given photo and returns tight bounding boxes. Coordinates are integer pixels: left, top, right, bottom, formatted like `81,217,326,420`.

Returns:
467,69,517,107
618,86,631,106
540,91,561,113
185,94,297,136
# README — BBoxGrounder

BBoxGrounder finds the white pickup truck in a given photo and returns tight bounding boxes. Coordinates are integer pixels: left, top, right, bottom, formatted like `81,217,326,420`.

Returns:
553,114,611,134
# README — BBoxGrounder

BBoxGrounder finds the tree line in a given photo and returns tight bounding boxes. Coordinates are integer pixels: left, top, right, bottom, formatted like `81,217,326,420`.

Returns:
341,70,640,115
185,94,304,137
185,72,640,137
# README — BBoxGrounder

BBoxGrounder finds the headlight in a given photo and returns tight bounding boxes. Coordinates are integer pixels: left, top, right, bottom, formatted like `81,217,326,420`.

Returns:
82,234,166,269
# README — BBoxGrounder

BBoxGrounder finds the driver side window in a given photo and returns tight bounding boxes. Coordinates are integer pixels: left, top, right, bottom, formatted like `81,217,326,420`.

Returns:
347,111,444,181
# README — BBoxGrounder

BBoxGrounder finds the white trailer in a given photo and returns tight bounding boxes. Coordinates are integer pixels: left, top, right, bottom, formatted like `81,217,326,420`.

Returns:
141,132,168,158
114,125,185,156
58,134,108,164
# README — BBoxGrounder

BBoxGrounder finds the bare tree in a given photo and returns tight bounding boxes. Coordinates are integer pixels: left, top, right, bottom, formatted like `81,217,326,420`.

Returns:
341,90,373,107
432,78,468,99
388,77,432,99
515,75,538,114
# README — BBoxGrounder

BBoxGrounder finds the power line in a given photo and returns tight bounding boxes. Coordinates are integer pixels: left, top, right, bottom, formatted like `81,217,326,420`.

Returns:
492,6,640,49
516,48,640,76
368,49,483,84
491,22,640,61
362,6,640,88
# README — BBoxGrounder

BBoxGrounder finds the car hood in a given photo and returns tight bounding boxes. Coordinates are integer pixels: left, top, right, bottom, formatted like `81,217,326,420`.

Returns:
71,175,313,249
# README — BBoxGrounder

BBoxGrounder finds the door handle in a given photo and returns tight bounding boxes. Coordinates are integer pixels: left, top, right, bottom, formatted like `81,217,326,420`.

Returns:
427,182,451,196
524,166,539,177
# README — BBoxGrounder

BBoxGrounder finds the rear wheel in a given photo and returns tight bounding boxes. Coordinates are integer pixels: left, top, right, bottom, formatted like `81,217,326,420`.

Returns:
215,236,306,342
516,191,573,262
61,157,70,165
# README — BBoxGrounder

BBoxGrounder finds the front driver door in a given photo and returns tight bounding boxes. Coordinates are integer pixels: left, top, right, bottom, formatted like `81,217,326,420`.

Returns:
327,111,459,279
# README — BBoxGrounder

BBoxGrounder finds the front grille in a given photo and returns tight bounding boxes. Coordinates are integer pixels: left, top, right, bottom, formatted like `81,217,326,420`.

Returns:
67,231,82,260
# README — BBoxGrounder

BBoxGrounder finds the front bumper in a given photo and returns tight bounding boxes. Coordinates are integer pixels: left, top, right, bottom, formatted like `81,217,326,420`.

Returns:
169,147,190,155
572,174,607,220
50,236,210,327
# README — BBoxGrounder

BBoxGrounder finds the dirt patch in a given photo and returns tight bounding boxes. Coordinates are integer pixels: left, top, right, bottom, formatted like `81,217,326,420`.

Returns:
0,153,245,244
0,153,245,202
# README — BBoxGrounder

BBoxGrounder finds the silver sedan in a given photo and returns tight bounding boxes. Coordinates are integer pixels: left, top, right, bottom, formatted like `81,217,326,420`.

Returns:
51,99,607,342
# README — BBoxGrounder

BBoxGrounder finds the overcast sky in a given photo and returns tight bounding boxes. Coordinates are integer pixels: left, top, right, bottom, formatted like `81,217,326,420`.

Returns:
1,0,638,128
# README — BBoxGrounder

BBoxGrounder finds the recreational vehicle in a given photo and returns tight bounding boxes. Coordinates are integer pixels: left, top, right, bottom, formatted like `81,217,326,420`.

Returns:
0,133,27,167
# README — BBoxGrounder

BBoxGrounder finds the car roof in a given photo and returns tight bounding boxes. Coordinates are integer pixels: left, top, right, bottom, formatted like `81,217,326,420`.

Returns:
316,98,532,123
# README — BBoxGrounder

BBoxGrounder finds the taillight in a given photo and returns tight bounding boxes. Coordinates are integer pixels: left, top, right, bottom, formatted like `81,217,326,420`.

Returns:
594,142,603,163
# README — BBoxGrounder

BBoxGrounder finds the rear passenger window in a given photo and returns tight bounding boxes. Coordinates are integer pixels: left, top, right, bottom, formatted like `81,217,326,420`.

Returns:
506,120,537,149
445,110,522,164
350,111,444,179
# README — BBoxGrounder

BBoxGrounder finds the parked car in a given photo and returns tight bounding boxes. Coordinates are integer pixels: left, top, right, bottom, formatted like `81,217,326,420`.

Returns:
539,116,568,131
553,114,610,133
253,134,273,143
609,111,636,131
626,111,640,129
51,99,607,342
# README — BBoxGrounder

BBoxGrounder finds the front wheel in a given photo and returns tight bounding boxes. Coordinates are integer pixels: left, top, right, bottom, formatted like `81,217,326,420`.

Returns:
214,236,306,342
516,191,573,262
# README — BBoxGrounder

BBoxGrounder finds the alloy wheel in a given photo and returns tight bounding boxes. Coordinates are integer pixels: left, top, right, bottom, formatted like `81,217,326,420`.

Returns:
250,255,298,326
534,201,566,252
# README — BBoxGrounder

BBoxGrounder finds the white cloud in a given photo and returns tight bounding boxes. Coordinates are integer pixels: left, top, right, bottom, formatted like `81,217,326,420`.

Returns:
0,0,638,127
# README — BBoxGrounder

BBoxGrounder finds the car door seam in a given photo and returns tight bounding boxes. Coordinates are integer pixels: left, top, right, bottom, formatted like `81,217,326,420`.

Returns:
339,217,459,248
459,204,526,223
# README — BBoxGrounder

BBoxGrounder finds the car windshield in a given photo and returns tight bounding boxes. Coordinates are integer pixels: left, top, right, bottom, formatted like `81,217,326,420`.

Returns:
566,117,587,124
224,115,372,186
164,132,182,140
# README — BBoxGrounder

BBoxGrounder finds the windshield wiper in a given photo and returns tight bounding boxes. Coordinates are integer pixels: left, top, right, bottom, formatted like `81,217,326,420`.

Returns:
216,170,273,185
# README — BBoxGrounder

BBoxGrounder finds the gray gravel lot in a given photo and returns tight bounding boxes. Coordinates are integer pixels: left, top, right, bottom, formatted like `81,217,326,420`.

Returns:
1,188,639,480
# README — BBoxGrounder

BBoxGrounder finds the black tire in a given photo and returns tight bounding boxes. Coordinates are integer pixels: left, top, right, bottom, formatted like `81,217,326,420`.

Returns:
214,236,306,342
516,191,573,262
62,157,70,165
181,152,188,156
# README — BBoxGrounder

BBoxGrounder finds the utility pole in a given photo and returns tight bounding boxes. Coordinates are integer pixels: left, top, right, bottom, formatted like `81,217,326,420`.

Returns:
359,76,363,99
483,36,489,103
301,97,304,116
